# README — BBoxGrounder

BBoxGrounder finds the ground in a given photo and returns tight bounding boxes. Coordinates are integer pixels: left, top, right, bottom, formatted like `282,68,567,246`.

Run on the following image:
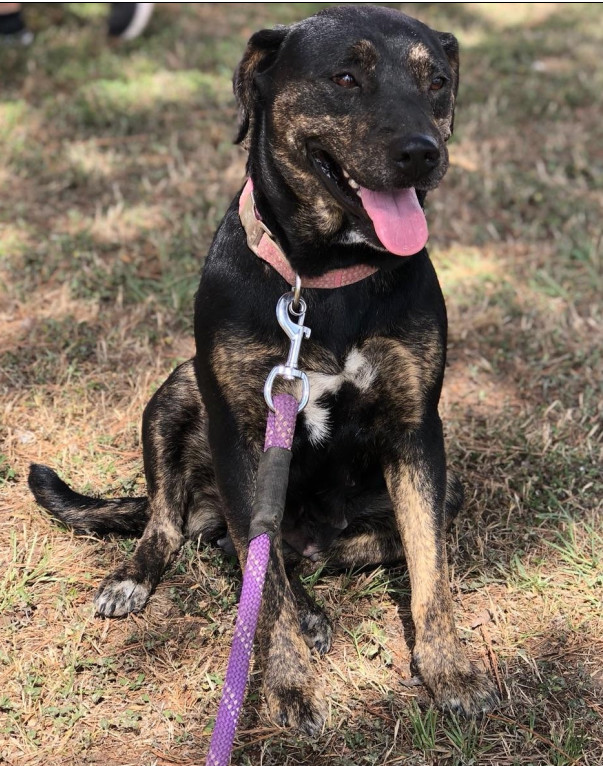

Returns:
0,3,601,765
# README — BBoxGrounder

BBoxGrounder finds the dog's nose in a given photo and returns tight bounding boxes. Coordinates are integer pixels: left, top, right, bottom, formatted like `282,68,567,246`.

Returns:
389,134,441,178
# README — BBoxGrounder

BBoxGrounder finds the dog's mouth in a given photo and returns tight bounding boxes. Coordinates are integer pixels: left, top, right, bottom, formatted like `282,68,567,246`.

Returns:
309,145,429,256
309,146,364,215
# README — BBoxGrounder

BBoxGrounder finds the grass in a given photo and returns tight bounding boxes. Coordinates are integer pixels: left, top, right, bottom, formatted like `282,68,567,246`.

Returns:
1,2,602,765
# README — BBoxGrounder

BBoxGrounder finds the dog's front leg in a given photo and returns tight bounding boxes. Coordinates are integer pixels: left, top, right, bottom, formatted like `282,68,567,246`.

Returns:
257,536,327,734
208,421,326,735
383,421,499,716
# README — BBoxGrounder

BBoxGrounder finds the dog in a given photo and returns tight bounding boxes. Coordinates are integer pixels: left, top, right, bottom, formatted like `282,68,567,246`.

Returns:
29,5,499,734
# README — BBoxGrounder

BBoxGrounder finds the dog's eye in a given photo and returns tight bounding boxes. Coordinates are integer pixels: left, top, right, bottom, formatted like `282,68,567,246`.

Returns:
430,76,446,91
332,73,358,89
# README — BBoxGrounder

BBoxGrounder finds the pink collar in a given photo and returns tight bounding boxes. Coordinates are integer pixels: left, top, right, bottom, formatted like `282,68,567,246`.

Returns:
238,178,378,289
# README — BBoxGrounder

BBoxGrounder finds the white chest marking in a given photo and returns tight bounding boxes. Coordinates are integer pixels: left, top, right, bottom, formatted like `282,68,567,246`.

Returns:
303,348,376,446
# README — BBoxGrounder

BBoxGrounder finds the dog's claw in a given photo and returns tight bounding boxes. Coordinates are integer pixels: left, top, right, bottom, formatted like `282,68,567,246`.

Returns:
300,610,333,655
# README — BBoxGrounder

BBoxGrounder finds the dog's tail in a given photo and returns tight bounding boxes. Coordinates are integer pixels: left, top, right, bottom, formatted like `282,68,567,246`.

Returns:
28,463,149,537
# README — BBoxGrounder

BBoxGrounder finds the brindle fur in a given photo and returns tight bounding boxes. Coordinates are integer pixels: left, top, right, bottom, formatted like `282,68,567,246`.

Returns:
29,5,499,733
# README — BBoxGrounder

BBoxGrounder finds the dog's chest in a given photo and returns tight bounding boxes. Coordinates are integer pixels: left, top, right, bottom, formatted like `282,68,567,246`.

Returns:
300,347,377,447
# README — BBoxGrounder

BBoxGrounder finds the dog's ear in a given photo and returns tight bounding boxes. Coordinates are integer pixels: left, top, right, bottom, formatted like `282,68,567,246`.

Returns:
233,26,289,146
437,32,459,136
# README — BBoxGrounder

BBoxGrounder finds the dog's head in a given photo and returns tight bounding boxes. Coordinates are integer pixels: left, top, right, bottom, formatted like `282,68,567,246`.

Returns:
234,6,459,258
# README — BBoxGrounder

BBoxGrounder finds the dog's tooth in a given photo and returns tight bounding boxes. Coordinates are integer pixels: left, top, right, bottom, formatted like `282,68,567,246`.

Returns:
341,168,350,180
348,179,360,190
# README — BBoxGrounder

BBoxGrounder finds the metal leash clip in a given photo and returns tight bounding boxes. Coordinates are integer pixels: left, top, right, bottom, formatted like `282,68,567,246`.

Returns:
264,279,311,413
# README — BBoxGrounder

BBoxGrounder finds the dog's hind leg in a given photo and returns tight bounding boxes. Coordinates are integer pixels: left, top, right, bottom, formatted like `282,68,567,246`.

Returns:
317,473,463,570
94,496,184,617
444,471,464,529
286,565,333,656
323,525,404,569
95,361,220,617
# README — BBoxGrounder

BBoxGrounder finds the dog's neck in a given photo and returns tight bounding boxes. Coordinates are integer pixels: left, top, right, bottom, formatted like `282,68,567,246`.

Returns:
239,179,379,288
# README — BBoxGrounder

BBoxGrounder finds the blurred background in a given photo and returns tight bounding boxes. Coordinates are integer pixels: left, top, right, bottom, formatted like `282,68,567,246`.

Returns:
1,4,601,765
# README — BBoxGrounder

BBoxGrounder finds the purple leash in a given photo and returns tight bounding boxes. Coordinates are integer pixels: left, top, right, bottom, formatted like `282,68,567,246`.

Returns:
206,288,310,766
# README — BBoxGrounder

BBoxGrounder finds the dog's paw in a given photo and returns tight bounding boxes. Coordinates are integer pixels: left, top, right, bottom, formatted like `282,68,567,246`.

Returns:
94,576,151,617
300,609,332,655
217,533,236,557
265,683,327,736
415,655,500,716
433,667,500,717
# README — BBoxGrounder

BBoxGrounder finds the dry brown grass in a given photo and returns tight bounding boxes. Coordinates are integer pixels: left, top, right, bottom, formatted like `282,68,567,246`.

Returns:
1,3,602,765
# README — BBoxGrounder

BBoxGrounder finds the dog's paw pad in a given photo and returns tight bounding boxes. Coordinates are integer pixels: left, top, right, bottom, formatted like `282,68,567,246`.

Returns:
266,685,326,736
94,578,151,617
300,610,333,655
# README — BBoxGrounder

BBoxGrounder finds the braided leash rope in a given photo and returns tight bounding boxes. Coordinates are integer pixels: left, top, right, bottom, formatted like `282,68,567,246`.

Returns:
205,393,300,766
204,532,270,766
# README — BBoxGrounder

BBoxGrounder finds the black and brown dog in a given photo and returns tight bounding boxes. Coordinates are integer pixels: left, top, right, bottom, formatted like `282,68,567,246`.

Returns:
29,5,499,733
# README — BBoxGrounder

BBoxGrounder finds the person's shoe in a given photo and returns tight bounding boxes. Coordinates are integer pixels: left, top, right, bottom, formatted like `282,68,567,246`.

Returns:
0,27,33,45
108,3,154,41
0,11,33,46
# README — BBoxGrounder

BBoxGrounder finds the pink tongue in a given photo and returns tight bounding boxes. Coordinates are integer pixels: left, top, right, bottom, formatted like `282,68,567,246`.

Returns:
359,186,428,256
